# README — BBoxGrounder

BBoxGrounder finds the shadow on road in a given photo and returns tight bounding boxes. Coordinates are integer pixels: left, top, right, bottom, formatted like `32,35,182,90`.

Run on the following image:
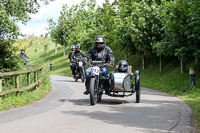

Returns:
61,105,170,131
98,99,130,105
60,93,192,132
55,79,83,83
66,98,130,106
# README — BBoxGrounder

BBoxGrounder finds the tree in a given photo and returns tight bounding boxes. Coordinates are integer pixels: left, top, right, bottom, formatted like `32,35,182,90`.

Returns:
156,0,200,73
127,1,163,69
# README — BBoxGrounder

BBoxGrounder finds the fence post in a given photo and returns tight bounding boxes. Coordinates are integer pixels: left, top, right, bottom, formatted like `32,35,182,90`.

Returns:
34,71,38,90
50,60,52,71
15,75,19,89
38,69,42,89
0,73,2,104
189,67,195,89
27,73,31,86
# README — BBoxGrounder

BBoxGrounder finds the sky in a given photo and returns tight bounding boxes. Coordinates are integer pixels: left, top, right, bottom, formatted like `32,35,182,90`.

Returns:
19,0,114,37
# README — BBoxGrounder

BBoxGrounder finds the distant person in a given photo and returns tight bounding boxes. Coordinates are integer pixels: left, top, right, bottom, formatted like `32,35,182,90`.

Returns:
19,49,30,61
68,45,76,61
68,45,76,74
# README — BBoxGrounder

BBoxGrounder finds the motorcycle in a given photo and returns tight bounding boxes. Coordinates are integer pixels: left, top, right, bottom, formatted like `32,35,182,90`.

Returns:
73,58,85,82
21,57,30,65
89,61,140,105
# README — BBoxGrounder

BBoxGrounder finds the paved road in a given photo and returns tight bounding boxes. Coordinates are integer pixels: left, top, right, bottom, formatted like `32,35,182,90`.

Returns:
0,75,195,133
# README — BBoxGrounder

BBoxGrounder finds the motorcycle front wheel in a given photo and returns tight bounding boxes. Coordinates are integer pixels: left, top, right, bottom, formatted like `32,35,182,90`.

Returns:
75,67,78,82
81,68,85,83
90,77,97,105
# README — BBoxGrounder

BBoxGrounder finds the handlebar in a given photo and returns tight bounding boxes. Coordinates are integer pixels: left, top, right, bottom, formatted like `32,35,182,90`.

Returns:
89,63,111,68
22,58,30,62
74,58,82,61
72,58,83,63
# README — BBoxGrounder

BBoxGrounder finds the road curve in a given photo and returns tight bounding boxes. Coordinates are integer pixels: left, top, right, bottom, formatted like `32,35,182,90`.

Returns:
0,75,195,133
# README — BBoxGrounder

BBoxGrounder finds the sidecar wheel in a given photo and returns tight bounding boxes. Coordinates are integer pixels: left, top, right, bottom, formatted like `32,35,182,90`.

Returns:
135,80,140,103
135,70,140,103
136,89,140,103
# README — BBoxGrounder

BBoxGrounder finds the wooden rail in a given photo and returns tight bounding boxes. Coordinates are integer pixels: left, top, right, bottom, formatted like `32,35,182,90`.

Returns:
0,66,43,104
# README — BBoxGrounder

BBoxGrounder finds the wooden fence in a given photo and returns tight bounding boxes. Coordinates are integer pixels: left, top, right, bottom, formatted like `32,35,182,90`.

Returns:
0,66,43,104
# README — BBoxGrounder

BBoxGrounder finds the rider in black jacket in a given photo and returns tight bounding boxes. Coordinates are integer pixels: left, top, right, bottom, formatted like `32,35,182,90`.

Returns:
83,35,115,95
68,45,76,61
68,45,76,74
19,49,29,60
71,44,86,77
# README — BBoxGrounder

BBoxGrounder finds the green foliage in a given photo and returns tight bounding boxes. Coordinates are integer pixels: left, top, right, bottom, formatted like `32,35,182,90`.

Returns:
0,0,53,70
154,0,200,61
48,0,200,64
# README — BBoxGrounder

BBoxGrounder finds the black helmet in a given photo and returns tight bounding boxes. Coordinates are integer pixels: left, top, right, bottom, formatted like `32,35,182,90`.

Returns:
95,35,105,50
21,49,25,51
75,44,81,49
118,60,128,72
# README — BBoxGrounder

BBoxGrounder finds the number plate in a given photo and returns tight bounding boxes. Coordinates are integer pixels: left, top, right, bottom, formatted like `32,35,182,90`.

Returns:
79,62,83,66
92,67,100,75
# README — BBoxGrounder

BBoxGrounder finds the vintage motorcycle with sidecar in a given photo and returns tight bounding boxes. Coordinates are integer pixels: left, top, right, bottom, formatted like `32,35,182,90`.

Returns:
89,60,140,105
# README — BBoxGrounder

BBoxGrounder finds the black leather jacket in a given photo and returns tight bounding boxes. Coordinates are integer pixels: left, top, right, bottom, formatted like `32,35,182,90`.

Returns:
19,53,29,60
86,46,114,64
71,50,86,63
68,51,74,62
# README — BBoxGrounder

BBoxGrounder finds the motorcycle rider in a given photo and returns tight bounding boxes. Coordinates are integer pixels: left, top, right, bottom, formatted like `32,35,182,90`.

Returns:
70,44,86,77
19,49,29,61
83,35,115,95
68,45,76,74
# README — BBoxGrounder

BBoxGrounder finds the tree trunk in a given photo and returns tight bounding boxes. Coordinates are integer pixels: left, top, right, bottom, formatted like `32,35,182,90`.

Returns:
63,45,66,56
125,53,128,61
180,59,183,74
142,54,145,69
44,45,46,54
160,55,162,73
55,44,57,54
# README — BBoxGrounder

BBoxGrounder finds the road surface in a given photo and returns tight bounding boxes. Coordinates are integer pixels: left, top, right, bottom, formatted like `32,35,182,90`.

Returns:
0,75,195,133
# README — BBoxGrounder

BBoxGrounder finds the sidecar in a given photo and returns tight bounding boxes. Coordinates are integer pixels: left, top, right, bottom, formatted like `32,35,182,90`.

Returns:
109,63,141,103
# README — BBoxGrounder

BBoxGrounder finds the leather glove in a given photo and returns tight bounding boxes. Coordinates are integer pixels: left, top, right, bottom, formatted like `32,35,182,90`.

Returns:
110,61,114,67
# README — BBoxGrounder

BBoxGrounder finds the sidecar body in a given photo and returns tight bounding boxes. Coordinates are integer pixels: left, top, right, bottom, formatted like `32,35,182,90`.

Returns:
109,65,141,103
